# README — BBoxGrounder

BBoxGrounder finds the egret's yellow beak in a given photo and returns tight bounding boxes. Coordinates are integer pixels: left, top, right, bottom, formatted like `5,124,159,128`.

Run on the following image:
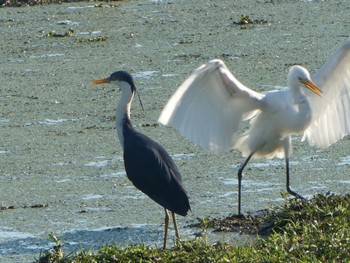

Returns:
299,78,322,96
89,78,110,85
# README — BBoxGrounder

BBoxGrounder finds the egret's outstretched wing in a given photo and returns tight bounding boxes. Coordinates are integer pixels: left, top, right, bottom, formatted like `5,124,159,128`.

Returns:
303,40,350,147
158,59,264,154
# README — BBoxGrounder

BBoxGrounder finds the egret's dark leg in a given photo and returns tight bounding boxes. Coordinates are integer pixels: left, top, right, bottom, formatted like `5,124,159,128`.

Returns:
237,152,255,216
163,209,170,249
171,212,180,245
285,157,304,199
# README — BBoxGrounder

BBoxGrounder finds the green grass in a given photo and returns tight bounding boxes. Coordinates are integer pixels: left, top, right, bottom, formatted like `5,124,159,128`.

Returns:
36,193,350,263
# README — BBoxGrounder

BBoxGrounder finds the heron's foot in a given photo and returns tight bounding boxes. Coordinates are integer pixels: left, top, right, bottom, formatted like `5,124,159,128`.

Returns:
174,237,181,248
287,188,305,199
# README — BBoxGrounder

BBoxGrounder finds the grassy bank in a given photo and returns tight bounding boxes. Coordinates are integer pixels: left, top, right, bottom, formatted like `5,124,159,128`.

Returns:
36,193,350,262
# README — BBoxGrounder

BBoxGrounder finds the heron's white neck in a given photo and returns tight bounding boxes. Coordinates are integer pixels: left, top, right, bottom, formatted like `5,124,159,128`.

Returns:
116,83,134,149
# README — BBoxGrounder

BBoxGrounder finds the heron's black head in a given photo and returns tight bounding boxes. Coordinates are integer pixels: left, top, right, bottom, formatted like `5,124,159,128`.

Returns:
89,70,144,111
108,71,136,93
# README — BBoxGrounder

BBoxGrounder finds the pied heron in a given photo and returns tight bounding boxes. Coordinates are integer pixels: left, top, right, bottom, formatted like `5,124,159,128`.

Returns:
90,70,190,248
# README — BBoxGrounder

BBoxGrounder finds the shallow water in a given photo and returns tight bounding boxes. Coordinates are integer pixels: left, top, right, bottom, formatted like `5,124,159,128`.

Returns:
1,0,350,262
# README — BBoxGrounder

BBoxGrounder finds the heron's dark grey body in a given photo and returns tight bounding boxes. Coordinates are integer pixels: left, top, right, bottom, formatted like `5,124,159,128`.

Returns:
122,114,190,216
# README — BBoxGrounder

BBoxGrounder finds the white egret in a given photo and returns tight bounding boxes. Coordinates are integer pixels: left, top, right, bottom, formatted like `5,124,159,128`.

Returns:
159,40,350,215
90,71,190,248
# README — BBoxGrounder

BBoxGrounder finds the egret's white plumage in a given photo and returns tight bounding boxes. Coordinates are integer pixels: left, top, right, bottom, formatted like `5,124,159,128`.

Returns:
159,40,350,215
303,41,350,146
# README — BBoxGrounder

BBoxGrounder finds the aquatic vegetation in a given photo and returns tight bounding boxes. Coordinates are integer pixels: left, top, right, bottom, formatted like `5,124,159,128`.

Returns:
93,3,120,8
36,193,350,262
233,15,268,29
45,27,107,43
239,15,254,25
47,29,75,38
76,36,107,44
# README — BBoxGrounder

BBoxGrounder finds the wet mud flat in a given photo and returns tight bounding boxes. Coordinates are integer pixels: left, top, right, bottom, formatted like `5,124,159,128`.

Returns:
1,0,350,262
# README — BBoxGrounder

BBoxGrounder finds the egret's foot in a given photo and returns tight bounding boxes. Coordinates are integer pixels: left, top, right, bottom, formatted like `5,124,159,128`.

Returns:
287,188,305,199
237,213,245,219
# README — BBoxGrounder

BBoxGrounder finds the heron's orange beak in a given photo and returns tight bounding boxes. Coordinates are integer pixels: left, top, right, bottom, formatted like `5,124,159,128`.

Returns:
89,78,110,85
300,78,322,96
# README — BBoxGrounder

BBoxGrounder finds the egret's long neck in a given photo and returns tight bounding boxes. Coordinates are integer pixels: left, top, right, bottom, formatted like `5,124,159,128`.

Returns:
116,84,134,149
290,87,312,131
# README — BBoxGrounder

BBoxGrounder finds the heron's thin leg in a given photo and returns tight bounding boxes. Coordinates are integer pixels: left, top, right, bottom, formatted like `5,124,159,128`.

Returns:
163,209,170,249
237,152,255,216
285,157,304,199
171,212,180,245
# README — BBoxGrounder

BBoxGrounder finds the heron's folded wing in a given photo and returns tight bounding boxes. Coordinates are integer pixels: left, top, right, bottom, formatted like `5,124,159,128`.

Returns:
158,59,264,154
303,40,350,147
